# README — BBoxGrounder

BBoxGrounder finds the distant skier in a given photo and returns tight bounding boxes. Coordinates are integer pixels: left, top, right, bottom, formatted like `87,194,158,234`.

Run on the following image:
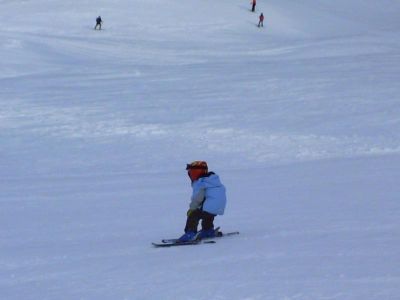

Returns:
94,16,102,30
251,0,256,12
258,13,264,27
177,161,227,242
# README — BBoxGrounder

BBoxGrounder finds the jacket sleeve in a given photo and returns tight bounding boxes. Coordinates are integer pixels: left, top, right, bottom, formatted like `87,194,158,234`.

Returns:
189,180,205,210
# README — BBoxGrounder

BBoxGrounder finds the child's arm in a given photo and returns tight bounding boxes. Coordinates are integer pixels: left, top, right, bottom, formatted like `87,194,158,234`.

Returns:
189,181,205,210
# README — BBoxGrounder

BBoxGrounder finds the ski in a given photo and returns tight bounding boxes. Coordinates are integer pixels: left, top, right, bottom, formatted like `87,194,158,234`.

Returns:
161,226,220,243
161,228,239,244
152,240,216,248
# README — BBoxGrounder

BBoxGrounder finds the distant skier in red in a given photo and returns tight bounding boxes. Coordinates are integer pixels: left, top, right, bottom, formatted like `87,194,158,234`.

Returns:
251,0,256,12
258,13,264,27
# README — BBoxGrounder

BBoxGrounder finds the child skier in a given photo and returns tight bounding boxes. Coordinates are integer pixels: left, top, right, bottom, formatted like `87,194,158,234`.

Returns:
258,13,264,27
178,161,227,242
94,16,102,30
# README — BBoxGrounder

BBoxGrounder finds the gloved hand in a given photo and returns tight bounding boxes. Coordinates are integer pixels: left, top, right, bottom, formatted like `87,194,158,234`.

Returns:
187,209,195,217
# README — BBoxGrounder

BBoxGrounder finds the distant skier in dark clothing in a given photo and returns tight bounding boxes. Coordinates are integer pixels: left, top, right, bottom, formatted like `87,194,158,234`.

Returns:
251,0,256,12
94,16,102,30
258,13,264,27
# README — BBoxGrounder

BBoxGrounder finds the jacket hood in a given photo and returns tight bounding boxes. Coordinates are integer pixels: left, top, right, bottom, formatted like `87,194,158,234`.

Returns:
200,173,223,188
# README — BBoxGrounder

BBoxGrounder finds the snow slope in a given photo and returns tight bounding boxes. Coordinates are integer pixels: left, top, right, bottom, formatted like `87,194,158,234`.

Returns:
1,0,400,299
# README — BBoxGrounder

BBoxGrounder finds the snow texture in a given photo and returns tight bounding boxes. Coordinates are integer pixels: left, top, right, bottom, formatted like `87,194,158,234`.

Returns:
1,0,400,299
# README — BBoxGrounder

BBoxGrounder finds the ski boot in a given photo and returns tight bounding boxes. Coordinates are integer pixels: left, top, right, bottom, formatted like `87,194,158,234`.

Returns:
196,228,217,240
177,231,197,242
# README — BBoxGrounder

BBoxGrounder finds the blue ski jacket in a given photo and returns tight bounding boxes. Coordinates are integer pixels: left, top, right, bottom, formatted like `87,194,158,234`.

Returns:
189,172,227,215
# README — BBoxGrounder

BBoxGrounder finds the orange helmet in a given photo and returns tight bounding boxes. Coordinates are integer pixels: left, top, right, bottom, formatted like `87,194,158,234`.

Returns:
186,161,208,182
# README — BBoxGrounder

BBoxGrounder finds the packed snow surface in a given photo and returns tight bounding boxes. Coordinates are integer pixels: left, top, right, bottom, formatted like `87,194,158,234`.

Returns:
1,0,400,299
